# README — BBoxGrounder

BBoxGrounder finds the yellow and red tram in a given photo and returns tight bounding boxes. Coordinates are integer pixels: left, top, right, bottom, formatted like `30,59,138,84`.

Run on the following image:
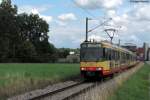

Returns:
80,41,137,78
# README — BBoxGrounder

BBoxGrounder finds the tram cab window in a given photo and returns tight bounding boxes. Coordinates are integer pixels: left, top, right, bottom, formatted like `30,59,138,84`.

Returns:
80,47,104,61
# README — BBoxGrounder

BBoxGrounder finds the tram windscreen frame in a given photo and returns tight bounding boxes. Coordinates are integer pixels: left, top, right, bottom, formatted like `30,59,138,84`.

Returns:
80,43,104,61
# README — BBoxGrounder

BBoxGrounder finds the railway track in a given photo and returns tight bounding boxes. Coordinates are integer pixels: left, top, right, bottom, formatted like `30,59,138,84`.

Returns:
8,80,96,100
39,82,95,100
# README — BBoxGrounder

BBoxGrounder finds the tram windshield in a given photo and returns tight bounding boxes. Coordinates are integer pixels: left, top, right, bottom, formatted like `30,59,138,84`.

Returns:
80,47,103,61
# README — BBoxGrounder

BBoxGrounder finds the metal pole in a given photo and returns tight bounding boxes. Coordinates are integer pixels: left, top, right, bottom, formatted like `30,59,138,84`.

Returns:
85,17,88,42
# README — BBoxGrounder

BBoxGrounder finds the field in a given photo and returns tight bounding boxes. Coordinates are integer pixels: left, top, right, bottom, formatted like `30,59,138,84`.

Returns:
0,63,80,99
110,63,150,100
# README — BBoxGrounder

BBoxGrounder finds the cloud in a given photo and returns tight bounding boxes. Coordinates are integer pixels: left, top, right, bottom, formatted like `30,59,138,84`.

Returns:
105,5,150,45
18,5,53,23
31,9,53,23
102,0,123,9
55,20,67,26
57,13,77,26
50,26,84,48
89,34,105,41
74,0,123,9
31,8,39,14
58,13,77,21
18,5,50,14
0,0,2,4
131,5,150,21
74,0,100,9
40,15,53,23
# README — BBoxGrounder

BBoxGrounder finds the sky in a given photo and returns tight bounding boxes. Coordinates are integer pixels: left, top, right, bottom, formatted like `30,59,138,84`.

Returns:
9,0,150,48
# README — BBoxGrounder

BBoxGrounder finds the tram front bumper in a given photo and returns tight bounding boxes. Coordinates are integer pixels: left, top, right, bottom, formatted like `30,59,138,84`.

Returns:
80,67,103,77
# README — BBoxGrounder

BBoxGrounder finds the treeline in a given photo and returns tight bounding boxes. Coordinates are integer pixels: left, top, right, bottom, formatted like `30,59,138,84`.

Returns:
0,0,76,63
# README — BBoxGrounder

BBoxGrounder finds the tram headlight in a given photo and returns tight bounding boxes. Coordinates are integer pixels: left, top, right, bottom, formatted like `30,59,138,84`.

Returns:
96,67,102,71
81,67,86,71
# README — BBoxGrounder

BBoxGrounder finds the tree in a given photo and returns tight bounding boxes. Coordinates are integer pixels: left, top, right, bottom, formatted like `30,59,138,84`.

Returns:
17,13,49,43
0,0,20,62
58,48,70,58
15,41,37,62
0,0,57,62
17,13,55,62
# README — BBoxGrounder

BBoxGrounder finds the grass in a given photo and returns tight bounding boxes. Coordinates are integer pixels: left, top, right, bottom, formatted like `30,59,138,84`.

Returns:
0,63,79,99
110,63,150,100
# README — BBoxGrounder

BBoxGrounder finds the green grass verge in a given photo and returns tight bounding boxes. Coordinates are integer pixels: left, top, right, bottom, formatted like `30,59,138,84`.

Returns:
110,64,150,100
0,63,79,99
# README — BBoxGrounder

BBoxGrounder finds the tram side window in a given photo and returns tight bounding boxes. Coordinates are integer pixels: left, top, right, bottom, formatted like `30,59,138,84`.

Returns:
103,48,110,60
115,51,117,60
130,55,131,61
111,50,113,60
124,53,125,60
122,53,124,60
124,53,126,60
125,53,127,60
115,51,118,60
127,54,129,60
121,52,123,60
125,53,128,60
103,48,109,60
117,51,119,60
111,49,115,60
103,48,106,59
107,48,111,60
114,50,116,60
118,51,120,60
123,52,125,62
117,51,120,60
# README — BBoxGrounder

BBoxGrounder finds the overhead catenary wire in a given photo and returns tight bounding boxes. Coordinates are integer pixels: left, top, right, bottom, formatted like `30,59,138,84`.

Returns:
88,18,112,32
71,0,97,18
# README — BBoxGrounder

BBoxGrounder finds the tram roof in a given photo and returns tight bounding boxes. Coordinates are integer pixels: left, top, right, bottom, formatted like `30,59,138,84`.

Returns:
81,41,136,56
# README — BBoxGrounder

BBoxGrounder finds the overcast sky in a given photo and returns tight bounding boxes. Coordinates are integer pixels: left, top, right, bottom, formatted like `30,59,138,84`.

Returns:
10,0,150,48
